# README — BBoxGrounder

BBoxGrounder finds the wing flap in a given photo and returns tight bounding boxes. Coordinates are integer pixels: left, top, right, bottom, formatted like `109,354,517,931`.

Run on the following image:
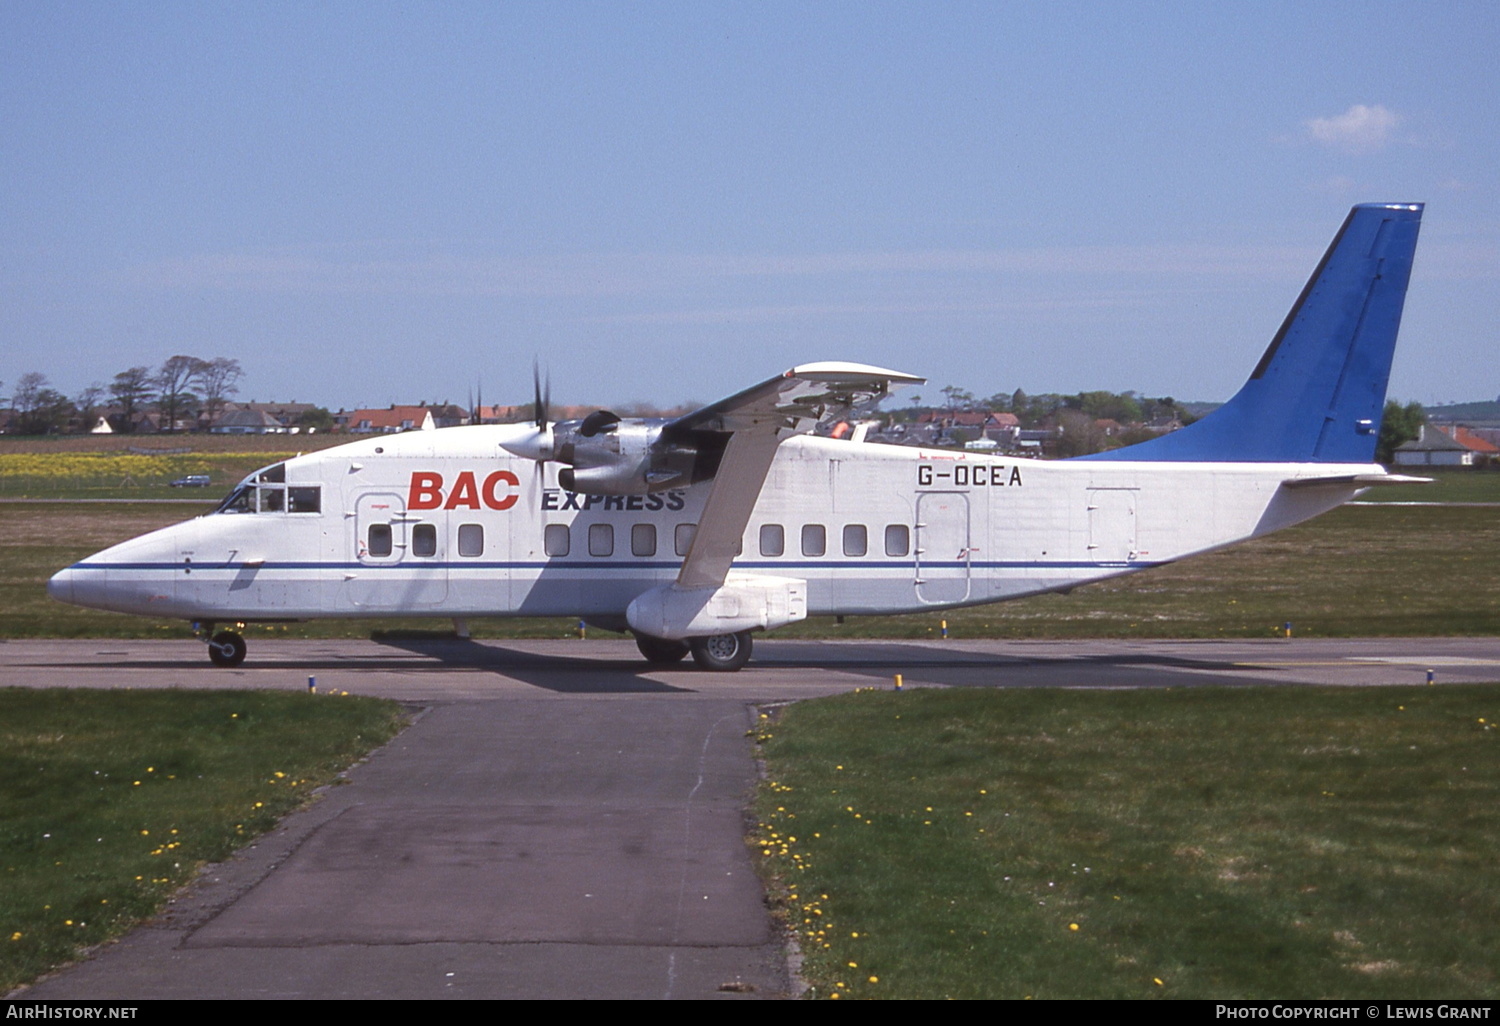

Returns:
663,362,923,438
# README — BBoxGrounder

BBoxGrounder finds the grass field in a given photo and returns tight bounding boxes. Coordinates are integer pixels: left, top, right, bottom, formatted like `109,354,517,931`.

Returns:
754,685,1500,1000
0,688,406,992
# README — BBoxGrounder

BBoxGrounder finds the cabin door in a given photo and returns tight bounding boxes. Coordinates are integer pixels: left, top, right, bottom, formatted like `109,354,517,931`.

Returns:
915,492,971,604
343,492,448,609
1087,489,1138,565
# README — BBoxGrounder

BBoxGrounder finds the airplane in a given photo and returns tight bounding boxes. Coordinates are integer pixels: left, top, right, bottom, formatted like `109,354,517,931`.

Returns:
48,202,1425,671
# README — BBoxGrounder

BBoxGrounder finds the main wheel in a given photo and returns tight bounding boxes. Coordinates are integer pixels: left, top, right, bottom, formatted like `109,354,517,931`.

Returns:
635,634,690,664
208,631,247,668
688,631,753,672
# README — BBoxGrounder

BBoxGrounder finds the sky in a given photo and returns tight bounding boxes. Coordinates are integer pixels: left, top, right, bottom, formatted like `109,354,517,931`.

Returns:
3,1,1497,414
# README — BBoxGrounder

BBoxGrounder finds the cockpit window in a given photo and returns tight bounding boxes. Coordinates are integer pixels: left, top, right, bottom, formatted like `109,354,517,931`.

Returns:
216,485,255,515
288,486,321,514
214,463,318,515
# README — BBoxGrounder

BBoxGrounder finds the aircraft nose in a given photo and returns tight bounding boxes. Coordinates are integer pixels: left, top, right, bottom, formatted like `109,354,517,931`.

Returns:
47,567,75,605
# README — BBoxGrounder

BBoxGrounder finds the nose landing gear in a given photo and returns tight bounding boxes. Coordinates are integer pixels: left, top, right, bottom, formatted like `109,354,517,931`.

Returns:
194,621,247,668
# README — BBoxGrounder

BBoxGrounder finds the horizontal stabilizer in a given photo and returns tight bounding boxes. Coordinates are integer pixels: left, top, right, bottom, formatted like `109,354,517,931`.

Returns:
1281,473,1432,489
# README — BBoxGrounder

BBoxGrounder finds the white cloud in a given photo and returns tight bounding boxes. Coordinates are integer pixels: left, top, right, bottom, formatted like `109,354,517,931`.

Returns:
1305,104,1402,153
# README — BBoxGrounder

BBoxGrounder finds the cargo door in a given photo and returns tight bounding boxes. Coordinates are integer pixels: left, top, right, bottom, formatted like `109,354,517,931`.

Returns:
915,492,971,604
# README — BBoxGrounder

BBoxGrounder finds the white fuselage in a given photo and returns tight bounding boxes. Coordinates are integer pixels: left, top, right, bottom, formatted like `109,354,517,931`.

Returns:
50,426,1373,626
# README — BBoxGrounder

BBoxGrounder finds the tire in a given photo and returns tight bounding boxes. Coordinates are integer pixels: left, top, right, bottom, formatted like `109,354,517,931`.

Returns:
208,631,247,668
635,634,690,664
688,631,753,672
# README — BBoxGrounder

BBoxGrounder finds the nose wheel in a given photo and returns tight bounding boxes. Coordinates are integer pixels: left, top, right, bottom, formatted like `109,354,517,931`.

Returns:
207,630,247,668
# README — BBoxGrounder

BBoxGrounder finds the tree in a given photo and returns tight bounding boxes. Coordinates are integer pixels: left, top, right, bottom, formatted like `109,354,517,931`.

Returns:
11,375,73,434
1376,399,1424,465
1051,408,1111,458
193,357,243,427
11,372,47,421
75,382,107,432
110,367,155,432
940,386,976,412
297,406,334,433
155,355,200,432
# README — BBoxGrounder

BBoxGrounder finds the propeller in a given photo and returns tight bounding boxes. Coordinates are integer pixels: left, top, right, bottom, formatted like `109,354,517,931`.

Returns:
533,358,550,434
497,359,556,466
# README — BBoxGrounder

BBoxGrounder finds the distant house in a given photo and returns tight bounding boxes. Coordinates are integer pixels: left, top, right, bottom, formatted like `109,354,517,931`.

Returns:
1433,424,1500,462
427,404,471,429
1394,424,1487,467
211,409,288,434
338,405,436,434
917,409,1022,446
473,405,521,424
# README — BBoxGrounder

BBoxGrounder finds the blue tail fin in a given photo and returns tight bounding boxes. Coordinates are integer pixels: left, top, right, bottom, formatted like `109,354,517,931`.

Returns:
1083,203,1423,463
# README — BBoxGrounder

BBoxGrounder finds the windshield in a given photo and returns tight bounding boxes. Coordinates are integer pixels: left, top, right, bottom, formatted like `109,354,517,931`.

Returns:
213,462,316,515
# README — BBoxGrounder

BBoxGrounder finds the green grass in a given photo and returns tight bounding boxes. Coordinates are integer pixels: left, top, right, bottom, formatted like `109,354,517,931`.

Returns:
0,688,406,992
753,685,1500,999
4,497,1497,641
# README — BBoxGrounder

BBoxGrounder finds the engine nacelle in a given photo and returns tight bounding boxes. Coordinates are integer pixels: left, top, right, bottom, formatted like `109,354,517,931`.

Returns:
555,419,710,495
625,575,808,640
500,409,727,495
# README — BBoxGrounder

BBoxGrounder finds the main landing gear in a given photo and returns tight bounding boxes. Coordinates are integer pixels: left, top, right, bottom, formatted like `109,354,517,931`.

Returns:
634,630,754,671
635,634,690,664
195,622,247,668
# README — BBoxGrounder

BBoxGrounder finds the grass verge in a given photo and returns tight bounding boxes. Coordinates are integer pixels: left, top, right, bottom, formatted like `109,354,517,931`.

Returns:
1,688,406,992
753,685,1500,999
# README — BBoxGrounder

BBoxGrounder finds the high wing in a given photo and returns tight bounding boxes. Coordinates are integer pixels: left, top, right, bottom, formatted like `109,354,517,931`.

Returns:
665,362,923,589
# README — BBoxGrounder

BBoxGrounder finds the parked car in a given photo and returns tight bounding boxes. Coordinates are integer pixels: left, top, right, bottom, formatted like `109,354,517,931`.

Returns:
170,475,212,488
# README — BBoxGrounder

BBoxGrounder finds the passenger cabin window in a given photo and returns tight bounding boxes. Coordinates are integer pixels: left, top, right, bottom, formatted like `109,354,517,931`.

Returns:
458,524,484,557
675,523,696,557
288,486,321,514
589,523,614,557
632,524,656,557
843,524,868,557
759,524,784,557
368,523,393,558
801,524,826,557
885,524,910,557
544,524,570,557
412,523,437,557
